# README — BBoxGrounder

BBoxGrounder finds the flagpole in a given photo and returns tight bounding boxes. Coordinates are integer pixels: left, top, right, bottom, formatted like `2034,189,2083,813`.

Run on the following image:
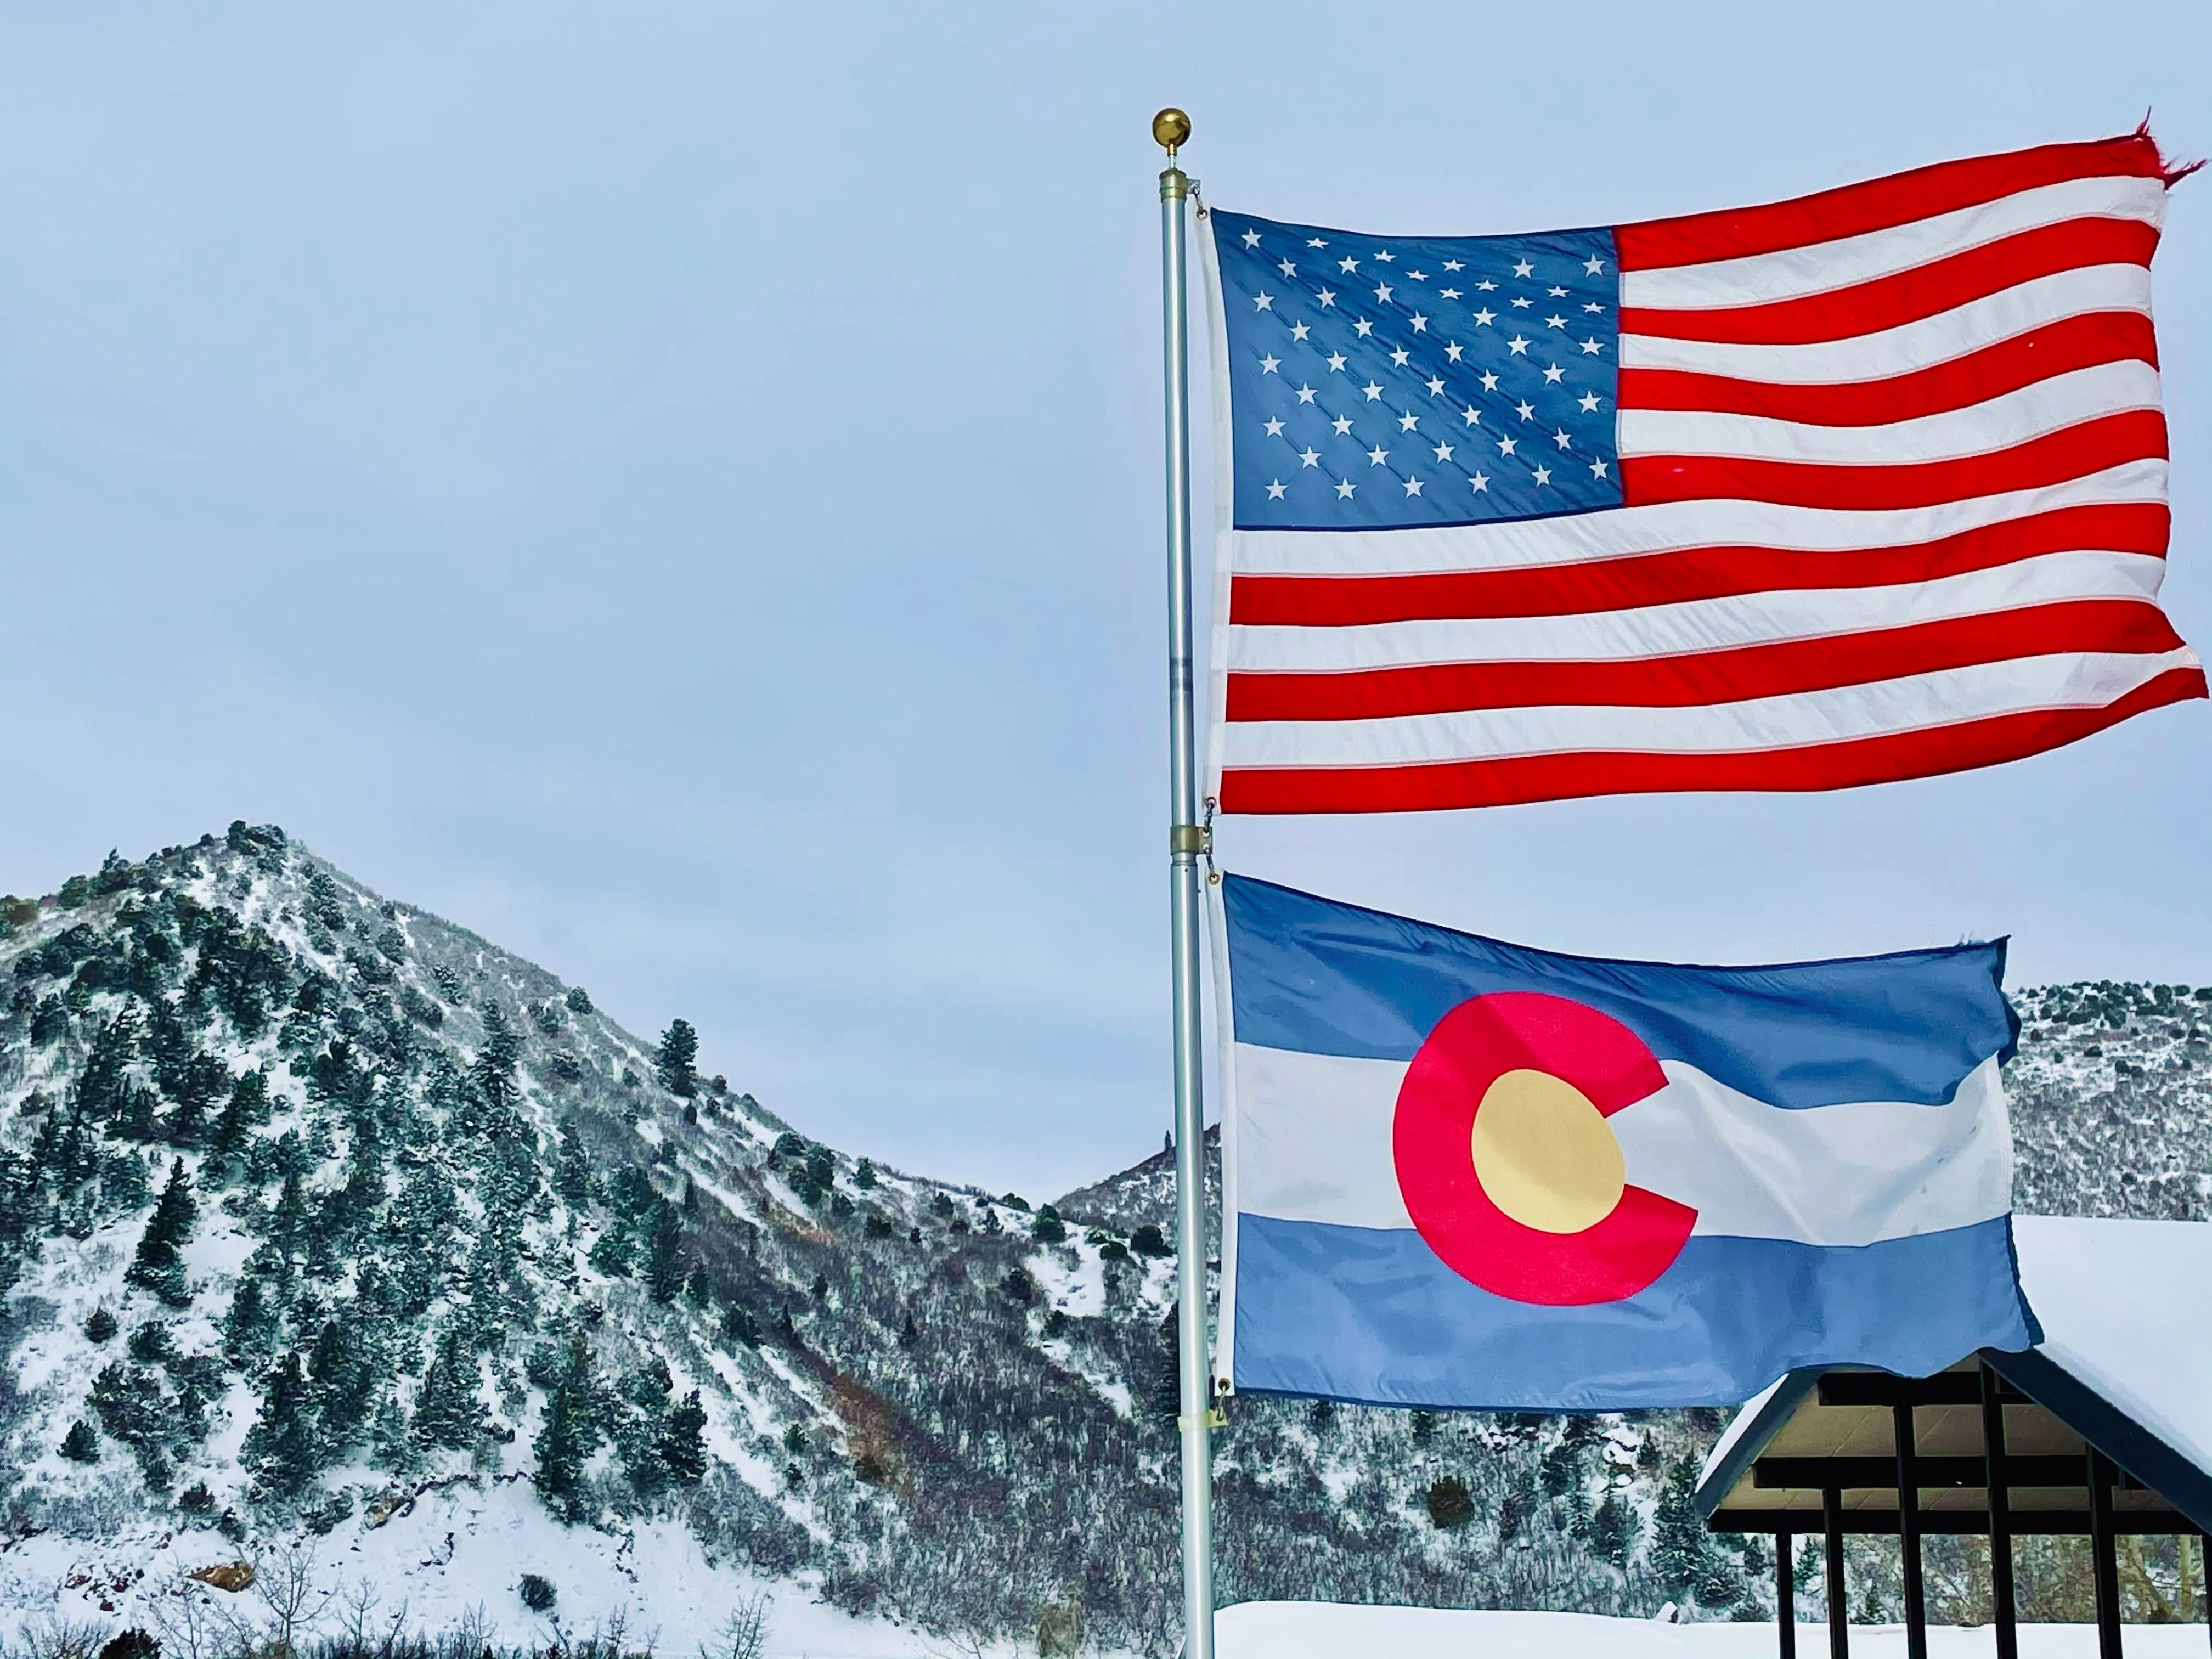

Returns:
1154,104,1216,1659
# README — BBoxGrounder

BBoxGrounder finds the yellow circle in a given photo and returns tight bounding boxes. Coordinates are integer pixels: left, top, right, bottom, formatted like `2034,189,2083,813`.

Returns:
1469,1069,1627,1234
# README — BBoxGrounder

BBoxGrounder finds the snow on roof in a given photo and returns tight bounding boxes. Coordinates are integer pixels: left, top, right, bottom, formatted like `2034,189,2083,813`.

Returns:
2011,1215,2212,1488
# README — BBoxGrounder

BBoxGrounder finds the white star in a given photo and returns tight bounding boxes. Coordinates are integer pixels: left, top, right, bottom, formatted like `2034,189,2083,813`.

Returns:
1262,417,1284,436
1338,256,1360,273
1443,259,1464,272
1515,400,1536,421
1472,308,1496,327
1299,448,1321,468
1362,382,1383,402
1507,335,1530,356
1367,444,1390,466
1389,346,1411,367
1317,287,1337,308
1580,338,1606,356
1373,283,1393,303
1476,278,1497,291
1578,391,1602,413
1325,352,1347,373
1397,410,1419,432
1548,285,1568,298
1259,354,1280,374
1241,229,1261,249
1444,342,1464,362
1479,370,1500,391
1510,296,1533,310
1402,476,1423,496
1407,270,1428,281
1439,287,1461,300
1266,479,1287,499
1409,312,1428,332
1307,237,1328,248
1513,258,1535,278
1425,376,1446,397
1331,414,1353,435
1542,363,1565,385
1336,478,1356,498
1589,458,1610,479
1545,314,1567,329
1373,250,1395,263
1468,471,1489,492
1461,405,1481,427
1553,428,1573,450
1583,255,1605,275
1290,321,1310,341
1532,465,1552,486
1279,258,1299,277
1354,319,1374,337
1295,383,1317,404
1497,435,1518,457
1432,441,1454,461
1254,292,1273,311
1583,301,1604,313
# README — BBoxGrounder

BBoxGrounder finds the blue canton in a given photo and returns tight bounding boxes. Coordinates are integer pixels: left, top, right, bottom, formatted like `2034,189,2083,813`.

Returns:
1211,208,1622,531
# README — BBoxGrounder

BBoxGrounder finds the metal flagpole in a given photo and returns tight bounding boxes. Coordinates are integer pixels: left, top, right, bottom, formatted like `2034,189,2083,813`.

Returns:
1153,104,1216,1659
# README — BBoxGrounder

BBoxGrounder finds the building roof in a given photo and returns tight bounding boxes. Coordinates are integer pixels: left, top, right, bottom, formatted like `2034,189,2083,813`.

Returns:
1695,1217,2212,1534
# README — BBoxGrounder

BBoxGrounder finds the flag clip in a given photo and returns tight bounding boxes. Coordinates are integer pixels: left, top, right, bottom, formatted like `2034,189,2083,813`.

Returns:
1170,823,1211,856
1178,1407,1229,1431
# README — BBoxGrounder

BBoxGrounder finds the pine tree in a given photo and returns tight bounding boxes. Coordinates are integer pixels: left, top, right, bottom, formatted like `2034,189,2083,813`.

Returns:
473,1001,521,1114
125,1159,196,1307
656,1019,699,1098
557,1120,591,1203
1650,1459,1713,1595
222,1275,278,1362
412,1331,484,1451
242,1352,320,1497
61,1420,100,1462
644,1201,685,1303
659,1389,708,1484
534,1351,600,1520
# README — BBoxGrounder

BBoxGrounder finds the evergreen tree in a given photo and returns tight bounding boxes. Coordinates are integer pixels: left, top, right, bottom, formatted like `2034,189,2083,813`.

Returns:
659,1389,708,1485
208,1070,269,1164
472,1001,522,1114
125,1159,196,1307
412,1331,484,1451
61,1420,100,1462
644,1201,685,1303
222,1275,279,1363
656,1019,699,1098
242,1352,320,1498
557,1119,591,1203
1591,1483,1636,1568
534,1348,601,1520
1650,1459,1714,1596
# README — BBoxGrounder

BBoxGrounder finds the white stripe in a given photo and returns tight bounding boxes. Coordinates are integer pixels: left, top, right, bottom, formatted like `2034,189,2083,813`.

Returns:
1225,460,2168,577
1216,646,2199,766
1618,359,2160,465
1621,174,2165,312
1228,551,2166,672
1231,1043,2013,1245
1620,263,2154,383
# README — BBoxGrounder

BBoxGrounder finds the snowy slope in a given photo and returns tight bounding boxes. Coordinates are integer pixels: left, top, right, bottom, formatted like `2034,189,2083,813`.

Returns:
2,828,2205,1653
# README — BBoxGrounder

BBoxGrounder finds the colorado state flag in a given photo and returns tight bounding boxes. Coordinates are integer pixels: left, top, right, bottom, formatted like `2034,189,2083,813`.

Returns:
1216,875,2041,1409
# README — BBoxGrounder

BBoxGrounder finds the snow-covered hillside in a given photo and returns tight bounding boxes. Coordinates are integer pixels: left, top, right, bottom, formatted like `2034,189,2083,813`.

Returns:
0,828,2203,1654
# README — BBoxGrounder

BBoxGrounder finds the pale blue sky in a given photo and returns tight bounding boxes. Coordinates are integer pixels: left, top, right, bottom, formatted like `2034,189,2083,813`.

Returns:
4,3,2209,1196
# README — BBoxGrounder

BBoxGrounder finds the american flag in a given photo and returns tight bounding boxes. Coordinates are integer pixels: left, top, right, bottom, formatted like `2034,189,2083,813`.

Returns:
1203,131,2204,814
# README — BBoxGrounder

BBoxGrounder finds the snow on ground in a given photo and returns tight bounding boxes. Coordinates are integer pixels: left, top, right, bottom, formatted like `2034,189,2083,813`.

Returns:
1217,1604,2212,1659
0,1479,1068,1657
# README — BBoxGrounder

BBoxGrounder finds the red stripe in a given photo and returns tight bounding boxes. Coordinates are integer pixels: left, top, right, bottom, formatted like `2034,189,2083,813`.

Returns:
1619,218,2158,346
1216,667,2207,814
1230,504,2169,627
1226,601,2182,723
1617,311,2159,427
1614,134,2164,272
1623,409,2167,512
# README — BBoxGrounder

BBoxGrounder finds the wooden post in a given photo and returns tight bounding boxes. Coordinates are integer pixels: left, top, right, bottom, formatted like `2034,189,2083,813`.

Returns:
2087,1448,2123,1659
1778,1530,1797,1659
1825,1483,1849,1659
1981,1365,2018,1659
1896,1403,1927,1659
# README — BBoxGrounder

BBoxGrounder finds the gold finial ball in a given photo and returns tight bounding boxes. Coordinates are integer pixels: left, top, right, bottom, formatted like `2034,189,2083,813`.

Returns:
1152,108,1191,155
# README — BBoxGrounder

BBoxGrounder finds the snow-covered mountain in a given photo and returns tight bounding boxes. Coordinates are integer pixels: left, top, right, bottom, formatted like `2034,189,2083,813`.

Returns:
0,828,2200,1654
